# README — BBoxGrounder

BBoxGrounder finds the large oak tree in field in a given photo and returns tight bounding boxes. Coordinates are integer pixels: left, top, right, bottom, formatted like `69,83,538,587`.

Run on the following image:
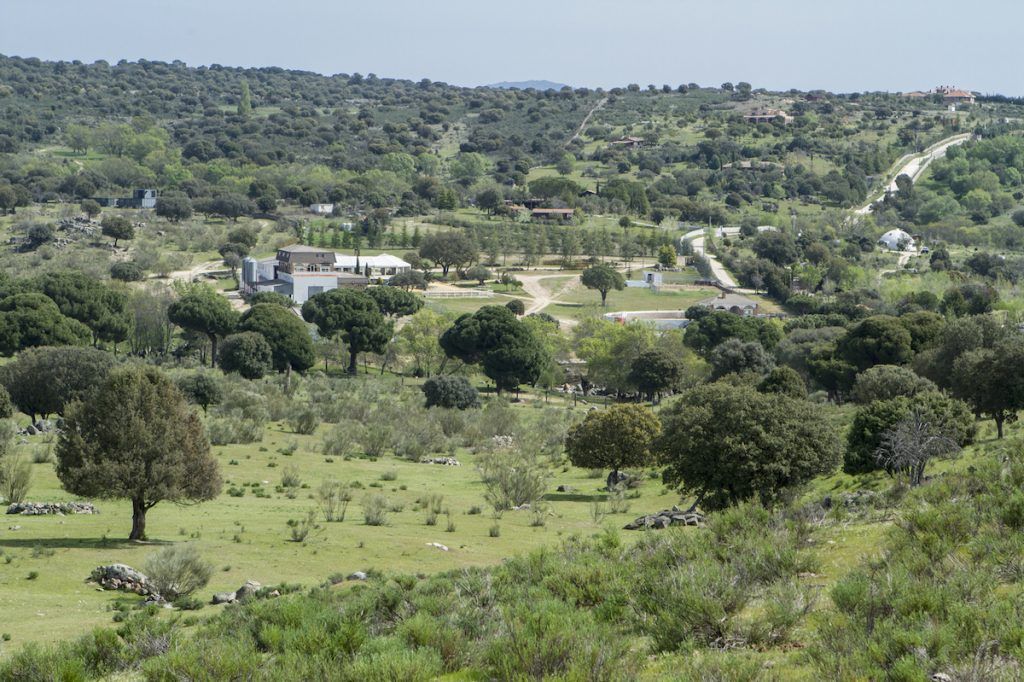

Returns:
565,403,661,491
657,382,842,510
55,366,220,540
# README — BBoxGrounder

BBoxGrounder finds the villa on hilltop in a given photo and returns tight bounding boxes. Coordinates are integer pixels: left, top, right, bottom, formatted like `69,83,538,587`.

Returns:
904,86,976,105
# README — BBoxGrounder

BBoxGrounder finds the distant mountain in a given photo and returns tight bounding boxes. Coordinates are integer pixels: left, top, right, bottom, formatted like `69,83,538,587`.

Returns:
486,80,570,91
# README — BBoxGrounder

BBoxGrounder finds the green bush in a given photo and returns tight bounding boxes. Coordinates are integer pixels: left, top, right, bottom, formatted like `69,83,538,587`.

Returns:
286,404,319,435
143,544,213,601
362,494,389,526
421,375,480,410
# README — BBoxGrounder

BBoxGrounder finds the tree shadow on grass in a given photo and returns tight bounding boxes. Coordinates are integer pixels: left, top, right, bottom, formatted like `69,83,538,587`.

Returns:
543,492,607,503
0,537,173,551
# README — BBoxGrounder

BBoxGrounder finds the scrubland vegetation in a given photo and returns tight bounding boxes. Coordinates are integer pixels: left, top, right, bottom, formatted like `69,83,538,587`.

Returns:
3,53,1024,678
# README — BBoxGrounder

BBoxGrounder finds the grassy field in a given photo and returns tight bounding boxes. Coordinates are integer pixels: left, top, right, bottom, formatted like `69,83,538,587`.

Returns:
0,406,678,648
544,283,719,320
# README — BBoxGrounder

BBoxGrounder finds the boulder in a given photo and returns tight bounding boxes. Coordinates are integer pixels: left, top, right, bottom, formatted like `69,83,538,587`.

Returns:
234,580,261,601
346,571,368,581
606,470,630,491
426,542,449,552
211,592,236,605
90,564,151,595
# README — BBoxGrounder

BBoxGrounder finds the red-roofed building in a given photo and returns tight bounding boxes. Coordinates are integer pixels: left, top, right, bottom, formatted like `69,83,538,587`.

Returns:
935,85,975,104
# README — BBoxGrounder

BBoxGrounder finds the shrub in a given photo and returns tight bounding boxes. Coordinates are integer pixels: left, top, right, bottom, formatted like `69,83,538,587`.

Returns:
484,599,637,680
286,404,319,435
635,555,751,650
343,637,443,682
110,261,145,282
322,420,363,457
363,423,392,458
0,386,12,419
434,409,468,437
318,480,353,522
0,453,31,504
287,510,318,543
207,416,264,445
141,637,261,681
362,494,389,526
143,544,213,601
421,375,480,410
477,450,548,512
280,464,301,489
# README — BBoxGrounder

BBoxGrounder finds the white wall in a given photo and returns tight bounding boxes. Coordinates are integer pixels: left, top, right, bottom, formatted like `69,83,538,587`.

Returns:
279,272,339,304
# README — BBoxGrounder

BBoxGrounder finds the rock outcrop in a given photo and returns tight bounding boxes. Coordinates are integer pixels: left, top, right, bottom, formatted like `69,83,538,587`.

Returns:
89,564,151,595
211,580,263,605
7,502,97,515
420,456,460,466
624,507,705,530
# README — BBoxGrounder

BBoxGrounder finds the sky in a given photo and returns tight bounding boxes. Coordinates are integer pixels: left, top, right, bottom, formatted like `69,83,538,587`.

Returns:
3,0,1022,95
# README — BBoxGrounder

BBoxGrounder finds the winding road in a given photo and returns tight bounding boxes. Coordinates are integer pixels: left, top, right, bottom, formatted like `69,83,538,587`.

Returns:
855,133,972,215
683,226,775,291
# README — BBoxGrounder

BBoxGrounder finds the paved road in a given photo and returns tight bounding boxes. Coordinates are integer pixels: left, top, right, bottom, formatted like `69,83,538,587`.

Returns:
682,225,775,292
855,133,972,215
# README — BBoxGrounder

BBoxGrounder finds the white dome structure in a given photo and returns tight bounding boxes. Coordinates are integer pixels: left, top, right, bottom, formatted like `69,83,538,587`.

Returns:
879,229,915,251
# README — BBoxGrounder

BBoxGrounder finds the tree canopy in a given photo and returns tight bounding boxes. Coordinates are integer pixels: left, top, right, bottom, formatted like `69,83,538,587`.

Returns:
565,404,661,490
238,303,315,376
419,231,478,277
0,346,115,420
580,264,625,306
0,293,92,355
168,285,239,366
218,331,274,380
55,366,220,540
301,289,393,373
845,391,975,474
657,382,842,509
440,305,547,393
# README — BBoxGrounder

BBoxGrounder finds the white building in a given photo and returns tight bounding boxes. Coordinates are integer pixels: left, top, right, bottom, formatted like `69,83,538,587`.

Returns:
242,245,411,304
308,203,335,216
334,253,411,279
879,229,915,251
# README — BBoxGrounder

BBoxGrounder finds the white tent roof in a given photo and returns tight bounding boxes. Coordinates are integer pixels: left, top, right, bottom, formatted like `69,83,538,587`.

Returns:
879,229,914,250
334,253,410,268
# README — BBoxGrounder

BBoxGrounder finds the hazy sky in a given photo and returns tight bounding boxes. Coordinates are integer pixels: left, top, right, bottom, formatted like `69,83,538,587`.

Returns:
4,0,1020,94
